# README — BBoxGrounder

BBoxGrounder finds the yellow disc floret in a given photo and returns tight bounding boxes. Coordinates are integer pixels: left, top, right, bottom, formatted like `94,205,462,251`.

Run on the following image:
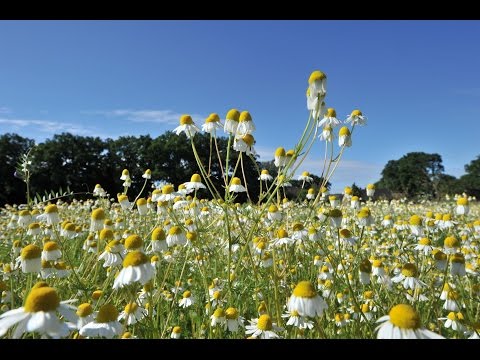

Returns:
292,281,317,298
21,244,42,260
388,304,420,329
24,286,60,313
96,303,119,323
123,251,148,267
257,314,273,331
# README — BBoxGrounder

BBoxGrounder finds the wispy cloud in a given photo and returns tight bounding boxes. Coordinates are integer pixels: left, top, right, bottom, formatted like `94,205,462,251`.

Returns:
0,106,12,114
84,109,205,125
0,118,96,136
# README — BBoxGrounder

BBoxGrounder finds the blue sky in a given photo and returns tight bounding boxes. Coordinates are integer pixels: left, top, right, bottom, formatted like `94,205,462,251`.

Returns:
1,20,479,192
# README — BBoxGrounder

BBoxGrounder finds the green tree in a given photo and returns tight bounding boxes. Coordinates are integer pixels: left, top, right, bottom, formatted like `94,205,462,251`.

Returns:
376,152,445,198
0,133,35,205
459,155,480,197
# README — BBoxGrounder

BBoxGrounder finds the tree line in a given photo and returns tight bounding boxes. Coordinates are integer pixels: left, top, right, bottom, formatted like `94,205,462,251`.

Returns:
0,132,329,206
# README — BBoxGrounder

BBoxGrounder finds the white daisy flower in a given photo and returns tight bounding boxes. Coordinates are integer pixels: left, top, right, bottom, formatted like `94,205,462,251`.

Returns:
225,307,244,332
282,310,314,329
376,304,443,339
16,244,42,274
118,302,147,325
184,174,207,194
245,314,284,339
345,109,367,126
0,284,77,339
178,290,195,308
112,251,155,290
173,115,199,139
224,109,240,135
318,108,341,128
202,113,223,135
79,303,122,339
228,177,246,193
236,111,255,137
288,281,328,318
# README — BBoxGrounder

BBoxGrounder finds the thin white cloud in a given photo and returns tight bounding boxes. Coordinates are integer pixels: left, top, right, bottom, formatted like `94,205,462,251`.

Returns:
0,106,12,114
85,109,205,125
0,118,96,136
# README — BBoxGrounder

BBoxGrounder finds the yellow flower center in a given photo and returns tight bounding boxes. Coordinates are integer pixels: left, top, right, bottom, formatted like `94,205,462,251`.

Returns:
239,111,252,122
409,215,422,226
367,184,375,190
447,291,459,300
96,303,119,323
168,226,182,236
433,250,447,261
123,251,148,267
43,241,59,252
172,326,181,334
257,314,273,331
457,198,468,206
179,115,193,125
21,244,42,260
447,312,457,321
325,108,336,118
231,177,242,186
226,109,240,121
24,286,60,313
91,208,105,220
125,234,143,250
443,214,452,221
401,263,418,277
136,198,147,206
277,229,288,238
388,304,420,329
77,303,93,317
360,259,372,273
364,291,374,299
44,204,58,214
124,302,138,314
242,134,254,146
28,223,40,230
372,260,383,268
213,308,225,318
183,290,191,298
444,236,459,248
351,109,362,116
92,290,103,300
118,194,128,203
450,253,465,264
339,126,350,136
225,307,238,319
292,281,317,298
329,209,342,218
152,228,166,241
339,229,352,238
419,238,430,245
212,291,221,300
100,229,114,241
274,147,286,157
308,70,326,84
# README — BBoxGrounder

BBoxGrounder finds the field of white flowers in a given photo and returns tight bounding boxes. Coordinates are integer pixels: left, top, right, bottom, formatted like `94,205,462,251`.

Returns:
0,70,478,339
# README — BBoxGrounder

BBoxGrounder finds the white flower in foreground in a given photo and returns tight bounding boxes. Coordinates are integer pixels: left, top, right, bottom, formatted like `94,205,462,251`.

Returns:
16,244,42,274
288,281,328,317
113,251,155,289
118,302,147,325
79,303,122,339
245,314,284,339
318,108,341,128
184,174,207,193
173,115,199,139
202,113,223,135
0,283,77,338
228,177,246,193
376,304,443,339
236,111,255,136
224,109,240,135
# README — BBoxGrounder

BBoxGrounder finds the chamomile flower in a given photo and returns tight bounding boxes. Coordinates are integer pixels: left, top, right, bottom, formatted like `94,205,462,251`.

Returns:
298,171,313,186
409,215,423,237
308,70,327,99
184,174,207,194
39,204,61,226
450,253,466,277
17,210,32,228
98,240,125,268
0,284,77,338
414,238,433,256
228,177,246,193
274,147,286,167
245,314,284,339
225,307,244,332
259,169,273,182
136,198,148,216
148,227,167,253
392,263,426,290
455,197,469,215
224,109,240,135
318,108,341,128
166,226,188,247
233,134,256,156
93,184,106,197
376,304,443,339
173,115,199,139
282,310,314,330
288,281,328,318
117,194,131,210
140,169,151,180
306,188,316,200
41,241,62,262
439,312,465,333
179,290,195,308
444,236,461,254
210,308,227,328
112,251,155,289
319,125,333,142
79,303,122,339
345,109,367,126
366,184,375,197
171,326,182,339
17,244,42,273
338,126,352,147
202,113,223,135
236,111,255,136
76,303,95,329
118,302,147,325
